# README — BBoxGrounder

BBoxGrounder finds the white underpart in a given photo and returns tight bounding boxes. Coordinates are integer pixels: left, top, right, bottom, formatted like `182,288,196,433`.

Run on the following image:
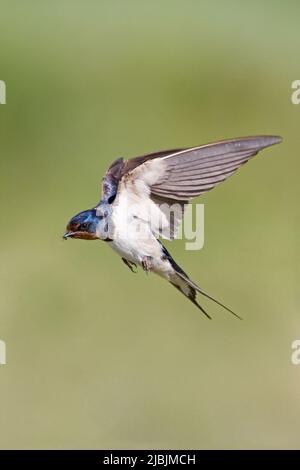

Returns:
107,160,174,279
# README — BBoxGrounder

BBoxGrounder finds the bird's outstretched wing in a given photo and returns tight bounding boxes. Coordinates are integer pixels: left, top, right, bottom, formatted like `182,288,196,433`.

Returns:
101,148,183,203
105,136,282,239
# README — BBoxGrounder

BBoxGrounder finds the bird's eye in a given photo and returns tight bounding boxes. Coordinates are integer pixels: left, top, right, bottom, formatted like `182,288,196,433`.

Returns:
80,223,88,230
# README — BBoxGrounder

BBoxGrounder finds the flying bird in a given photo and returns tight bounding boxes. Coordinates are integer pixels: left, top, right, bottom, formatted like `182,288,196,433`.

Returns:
64,135,282,319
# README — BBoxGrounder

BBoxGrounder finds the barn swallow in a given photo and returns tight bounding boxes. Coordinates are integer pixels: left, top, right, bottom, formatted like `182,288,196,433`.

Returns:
64,135,282,319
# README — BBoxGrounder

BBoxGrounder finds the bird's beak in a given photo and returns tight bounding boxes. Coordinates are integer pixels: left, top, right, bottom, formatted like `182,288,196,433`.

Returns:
63,231,75,240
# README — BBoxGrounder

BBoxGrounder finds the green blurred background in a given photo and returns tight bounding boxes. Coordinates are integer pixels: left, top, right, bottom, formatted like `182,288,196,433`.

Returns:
0,0,299,449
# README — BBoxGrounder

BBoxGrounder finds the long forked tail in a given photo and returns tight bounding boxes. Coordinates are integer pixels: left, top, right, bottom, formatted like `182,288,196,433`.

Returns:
159,241,241,319
173,270,241,320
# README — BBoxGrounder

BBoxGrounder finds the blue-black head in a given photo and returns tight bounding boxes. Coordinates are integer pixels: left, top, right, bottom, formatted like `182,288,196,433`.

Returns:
64,209,103,240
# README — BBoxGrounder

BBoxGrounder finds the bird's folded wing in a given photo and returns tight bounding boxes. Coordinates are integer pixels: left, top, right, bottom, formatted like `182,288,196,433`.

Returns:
114,136,282,239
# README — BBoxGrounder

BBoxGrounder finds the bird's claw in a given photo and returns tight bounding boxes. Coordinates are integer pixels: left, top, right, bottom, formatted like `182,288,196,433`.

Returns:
122,258,138,273
142,256,153,274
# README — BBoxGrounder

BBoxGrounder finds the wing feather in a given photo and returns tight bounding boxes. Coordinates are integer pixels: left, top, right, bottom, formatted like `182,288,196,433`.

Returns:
112,135,282,240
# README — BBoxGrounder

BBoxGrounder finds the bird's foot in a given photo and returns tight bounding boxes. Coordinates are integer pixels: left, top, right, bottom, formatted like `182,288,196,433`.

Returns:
122,258,137,273
142,256,153,274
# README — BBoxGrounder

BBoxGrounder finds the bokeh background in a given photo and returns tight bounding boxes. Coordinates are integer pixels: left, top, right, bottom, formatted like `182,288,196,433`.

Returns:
0,0,299,449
